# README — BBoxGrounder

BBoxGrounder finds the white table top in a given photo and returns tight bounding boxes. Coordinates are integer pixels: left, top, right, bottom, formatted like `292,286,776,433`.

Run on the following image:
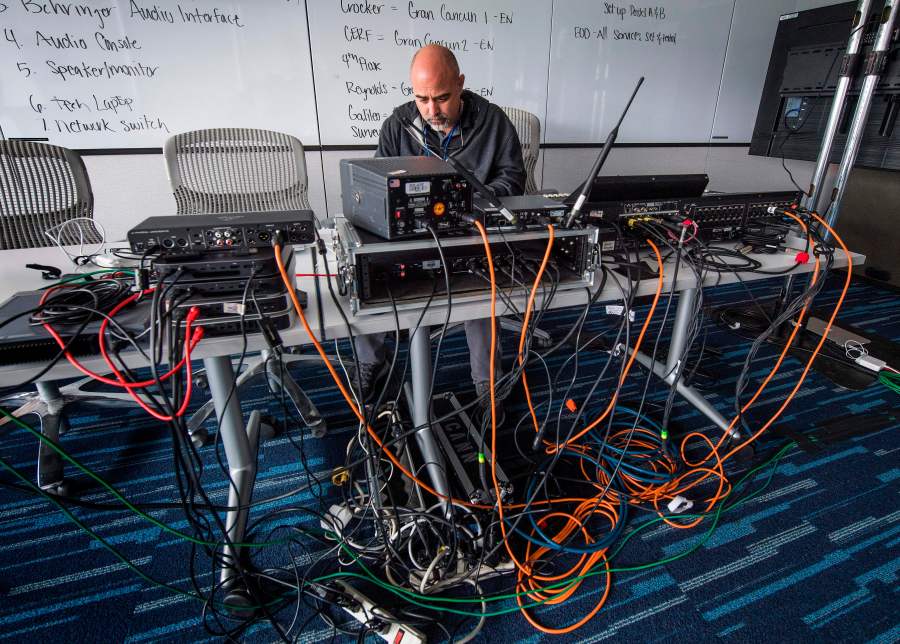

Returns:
0,232,863,386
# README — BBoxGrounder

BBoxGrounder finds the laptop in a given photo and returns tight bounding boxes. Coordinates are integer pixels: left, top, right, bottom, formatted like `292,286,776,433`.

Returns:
562,173,709,206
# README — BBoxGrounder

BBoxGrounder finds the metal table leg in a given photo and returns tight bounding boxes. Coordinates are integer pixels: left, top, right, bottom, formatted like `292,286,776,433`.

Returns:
187,349,326,444
624,288,733,435
262,348,325,437
408,325,450,503
203,355,261,592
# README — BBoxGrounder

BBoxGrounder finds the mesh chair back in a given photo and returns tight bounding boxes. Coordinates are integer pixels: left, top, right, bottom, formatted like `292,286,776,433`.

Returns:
0,141,99,250
164,128,311,214
501,107,541,194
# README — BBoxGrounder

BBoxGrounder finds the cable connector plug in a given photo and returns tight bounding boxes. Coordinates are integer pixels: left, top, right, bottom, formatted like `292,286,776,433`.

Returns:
26,263,62,281
855,354,886,372
259,315,283,351
185,305,201,325
666,495,694,514
331,467,350,486
459,212,481,226
133,268,150,292
794,251,810,264
812,243,835,260
271,229,287,248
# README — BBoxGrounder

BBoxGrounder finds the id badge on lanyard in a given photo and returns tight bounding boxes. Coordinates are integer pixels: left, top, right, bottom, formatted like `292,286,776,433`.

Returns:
423,123,458,160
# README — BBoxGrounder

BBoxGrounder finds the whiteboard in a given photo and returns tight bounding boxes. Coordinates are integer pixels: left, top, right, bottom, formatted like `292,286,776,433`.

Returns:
0,0,842,151
306,0,553,145
0,0,320,148
545,0,736,143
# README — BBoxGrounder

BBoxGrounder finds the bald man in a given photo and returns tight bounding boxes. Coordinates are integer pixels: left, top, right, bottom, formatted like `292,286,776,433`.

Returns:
350,45,526,415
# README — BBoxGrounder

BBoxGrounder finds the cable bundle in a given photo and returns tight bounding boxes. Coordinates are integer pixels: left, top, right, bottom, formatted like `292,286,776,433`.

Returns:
267,206,854,637
0,202,859,640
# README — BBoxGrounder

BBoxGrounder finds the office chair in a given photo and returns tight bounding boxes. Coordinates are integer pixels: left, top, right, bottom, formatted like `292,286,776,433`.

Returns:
501,106,541,194
163,128,325,440
0,140,139,492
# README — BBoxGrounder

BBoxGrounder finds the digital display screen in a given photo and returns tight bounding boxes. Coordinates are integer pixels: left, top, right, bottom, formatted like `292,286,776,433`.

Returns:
405,181,431,195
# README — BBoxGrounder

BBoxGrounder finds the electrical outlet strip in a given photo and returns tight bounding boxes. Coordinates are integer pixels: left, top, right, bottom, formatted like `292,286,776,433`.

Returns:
334,580,426,644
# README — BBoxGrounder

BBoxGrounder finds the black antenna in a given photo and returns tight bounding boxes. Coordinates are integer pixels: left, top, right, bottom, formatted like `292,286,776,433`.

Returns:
563,76,644,228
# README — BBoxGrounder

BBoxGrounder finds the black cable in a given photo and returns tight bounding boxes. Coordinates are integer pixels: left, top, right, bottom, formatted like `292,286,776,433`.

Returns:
424,224,452,443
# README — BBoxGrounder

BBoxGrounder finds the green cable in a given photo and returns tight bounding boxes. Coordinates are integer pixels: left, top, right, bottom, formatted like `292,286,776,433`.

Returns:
0,406,285,548
0,452,303,612
0,452,195,598
2,389,799,620
878,370,900,394
309,442,799,615
40,269,135,289
606,442,794,562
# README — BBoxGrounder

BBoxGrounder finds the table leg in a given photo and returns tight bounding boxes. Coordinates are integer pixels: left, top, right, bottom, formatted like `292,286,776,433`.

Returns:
203,355,261,591
408,325,450,504
626,288,734,435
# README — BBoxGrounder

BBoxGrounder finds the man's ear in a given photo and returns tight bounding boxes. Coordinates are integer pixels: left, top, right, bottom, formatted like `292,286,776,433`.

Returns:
458,74,466,91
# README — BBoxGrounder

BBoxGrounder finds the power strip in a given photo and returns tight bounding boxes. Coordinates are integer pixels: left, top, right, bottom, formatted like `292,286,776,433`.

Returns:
334,581,426,644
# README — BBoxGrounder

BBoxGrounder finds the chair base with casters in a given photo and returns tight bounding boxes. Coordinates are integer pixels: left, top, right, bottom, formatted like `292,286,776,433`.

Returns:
0,347,327,491
187,349,327,446
0,378,220,492
429,318,553,349
0,380,138,493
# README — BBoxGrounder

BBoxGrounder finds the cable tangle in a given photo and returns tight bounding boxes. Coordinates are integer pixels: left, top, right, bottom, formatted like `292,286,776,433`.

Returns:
0,204,859,640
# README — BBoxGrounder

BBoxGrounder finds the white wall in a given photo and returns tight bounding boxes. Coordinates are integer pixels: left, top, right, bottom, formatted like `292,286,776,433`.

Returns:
86,146,817,242
540,146,817,194
320,150,370,223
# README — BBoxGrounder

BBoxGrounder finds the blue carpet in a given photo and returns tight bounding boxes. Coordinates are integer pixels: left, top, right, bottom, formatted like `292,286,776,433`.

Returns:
0,274,897,642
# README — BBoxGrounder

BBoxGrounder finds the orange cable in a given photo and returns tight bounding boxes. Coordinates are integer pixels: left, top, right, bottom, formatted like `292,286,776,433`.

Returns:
516,224,555,436
274,242,488,510
475,222,613,635
553,238,666,451
275,240,591,513
716,210,853,463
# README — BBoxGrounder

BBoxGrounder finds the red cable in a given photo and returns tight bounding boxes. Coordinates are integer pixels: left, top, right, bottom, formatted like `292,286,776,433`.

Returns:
39,282,203,420
40,288,202,389
98,306,202,421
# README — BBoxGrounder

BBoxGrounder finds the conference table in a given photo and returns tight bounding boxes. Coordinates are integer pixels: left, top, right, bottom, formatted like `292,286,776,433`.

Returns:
0,223,862,591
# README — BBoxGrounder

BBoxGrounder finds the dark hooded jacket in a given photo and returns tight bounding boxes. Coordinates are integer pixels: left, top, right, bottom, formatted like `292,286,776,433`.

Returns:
375,90,526,197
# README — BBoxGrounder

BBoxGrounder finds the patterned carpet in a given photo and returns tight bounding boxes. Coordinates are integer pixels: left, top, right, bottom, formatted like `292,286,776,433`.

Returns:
0,273,897,642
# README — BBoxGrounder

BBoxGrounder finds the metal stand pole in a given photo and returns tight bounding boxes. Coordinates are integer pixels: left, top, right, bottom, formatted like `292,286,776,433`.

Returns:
778,0,874,316
623,288,733,434
806,0,874,212
408,325,450,504
824,0,898,233
203,355,261,593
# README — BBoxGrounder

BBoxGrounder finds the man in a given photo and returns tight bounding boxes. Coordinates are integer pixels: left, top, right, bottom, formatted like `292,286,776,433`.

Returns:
350,44,526,415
